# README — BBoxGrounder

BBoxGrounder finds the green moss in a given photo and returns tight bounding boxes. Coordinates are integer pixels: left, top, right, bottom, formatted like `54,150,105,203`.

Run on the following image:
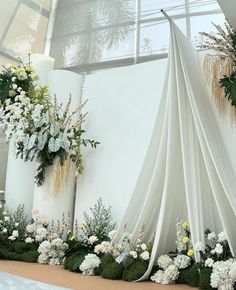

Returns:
176,269,187,284
0,248,9,259
94,255,114,276
9,241,28,253
102,261,124,280
199,267,213,290
149,265,159,278
122,260,148,282
182,265,200,287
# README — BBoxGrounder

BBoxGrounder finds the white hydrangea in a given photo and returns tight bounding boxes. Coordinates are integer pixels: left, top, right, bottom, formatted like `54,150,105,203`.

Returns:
164,265,179,284
210,259,234,289
150,270,165,284
194,242,205,253
157,255,173,270
140,243,147,251
214,243,223,255
79,254,101,276
174,255,191,269
140,251,150,261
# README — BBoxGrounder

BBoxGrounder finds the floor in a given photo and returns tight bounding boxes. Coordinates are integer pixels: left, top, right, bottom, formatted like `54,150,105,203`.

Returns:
0,260,196,290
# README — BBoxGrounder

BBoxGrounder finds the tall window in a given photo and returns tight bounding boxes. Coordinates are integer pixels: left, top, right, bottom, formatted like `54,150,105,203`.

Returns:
49,0,225,72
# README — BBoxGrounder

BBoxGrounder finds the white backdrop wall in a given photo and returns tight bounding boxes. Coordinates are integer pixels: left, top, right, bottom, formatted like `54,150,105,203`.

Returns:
74,55,236,225
74,59,167,223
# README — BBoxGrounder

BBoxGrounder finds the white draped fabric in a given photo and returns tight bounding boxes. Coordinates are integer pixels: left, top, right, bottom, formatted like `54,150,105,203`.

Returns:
114,20,236,280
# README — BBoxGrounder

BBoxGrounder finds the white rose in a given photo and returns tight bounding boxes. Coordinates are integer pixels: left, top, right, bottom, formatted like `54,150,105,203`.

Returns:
12,230,19,238
205,258,214,267
214,243,223,255
140,251,150,261
11,77,16,82
12,84,17,90
207,232,216,240
2,228,7,233
4,216,10,222
141,243,147,251
130,251,138,259
218,232,227,243
8,236,16,241
194,242,205,252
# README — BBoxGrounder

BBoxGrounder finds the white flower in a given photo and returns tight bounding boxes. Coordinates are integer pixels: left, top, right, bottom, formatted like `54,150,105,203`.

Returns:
4,216,10,222
2,228,7,233
108,230,117,240
17,87,22,92
8,236,16,241
25,237,34,244
229,261,236,281
210,259,234,288
88,235,98,245
9,90,16,97
38,240,51,254
205,258,214,268
79,254,101,276
174,255,191,269
164,265,179,284
11,77,16,82
218,232,227,243
12,84,17,90
151,270,165,284
12,230,18,238
194,242,205,253
214,243,223,255
140,251,150,261
157,255,173,270
208,232,216,240
94,241,112,254
26,224,34,233
140,243,147,251
15,223,19,227
130,251,138,259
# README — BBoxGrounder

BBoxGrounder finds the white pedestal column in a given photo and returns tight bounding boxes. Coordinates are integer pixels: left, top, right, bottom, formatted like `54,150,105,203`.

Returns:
33,70,83,221
5,55,55,214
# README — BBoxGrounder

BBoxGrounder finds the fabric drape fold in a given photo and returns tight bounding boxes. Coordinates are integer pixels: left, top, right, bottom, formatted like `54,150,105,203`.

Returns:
114,20,236,280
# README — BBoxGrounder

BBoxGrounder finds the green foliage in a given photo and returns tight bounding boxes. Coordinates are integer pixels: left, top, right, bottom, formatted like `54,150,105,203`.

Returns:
0,247,38,263
199,267,213,290
122,260,148,282
220,70,236,108
65,249,89,272
102,261,124,280
12,204,31,237
9,241,38,254
20,251,39,263
83,198,116,242
0,70,11,105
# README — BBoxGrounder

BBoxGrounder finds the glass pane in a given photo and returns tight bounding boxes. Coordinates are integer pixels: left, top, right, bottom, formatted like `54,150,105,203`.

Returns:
189,0,221,13
191,13,226,46
140,17,186,55
2,4,49,54
50,0,136,67
141,0,186,20
0,0,19,40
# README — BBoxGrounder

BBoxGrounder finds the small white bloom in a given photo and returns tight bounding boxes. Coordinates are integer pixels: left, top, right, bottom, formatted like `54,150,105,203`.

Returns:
174,255,191,269
12,84,17,90
140,251,150,261
151,270,165,284
140,243,147,251
12,230,18,238
130,250,138,259
205,258,214,268
2,228,7,233
4,216,10,222
207,232,216,240
25,237,34,244
218,232,227,243
88,235,98,245
214,243,223,255
194,242,205,253
8,236,16,241
11,77,16,82
15,223,19,227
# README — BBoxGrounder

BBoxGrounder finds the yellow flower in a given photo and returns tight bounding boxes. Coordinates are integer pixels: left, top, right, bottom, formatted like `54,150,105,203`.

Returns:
182,221,189,228
187,249,194,257
70,236,75,241
67,230,71,235
182,237,190,243
79,223,85,229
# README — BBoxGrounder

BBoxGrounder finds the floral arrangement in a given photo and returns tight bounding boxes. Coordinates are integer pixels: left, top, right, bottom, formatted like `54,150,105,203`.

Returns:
79,254,101,275
0,56,99,190
198,20,236,116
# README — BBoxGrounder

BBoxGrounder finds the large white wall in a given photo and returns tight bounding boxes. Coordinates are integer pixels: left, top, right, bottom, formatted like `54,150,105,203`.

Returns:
74,59,167,223
74,55,236,225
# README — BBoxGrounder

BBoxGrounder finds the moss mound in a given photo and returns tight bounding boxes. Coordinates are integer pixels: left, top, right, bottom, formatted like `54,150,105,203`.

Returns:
20,251,39,263
122,260,148,282
182,265,200,287
199,267,213,290
94,255,114,276
67,251,88,272
102,261,124,280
